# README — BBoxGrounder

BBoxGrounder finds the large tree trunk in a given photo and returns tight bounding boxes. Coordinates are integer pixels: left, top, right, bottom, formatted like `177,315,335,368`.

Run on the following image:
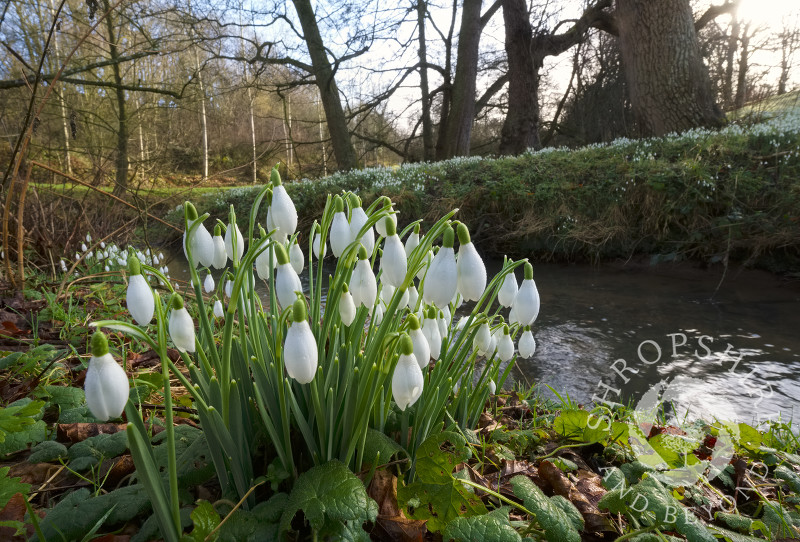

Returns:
616,0,725,136
723,14,740,109
438,0,482,159
417,0,434,161
292,0,358,171
499,0,540,154
104,0,129,196
734,23,751,109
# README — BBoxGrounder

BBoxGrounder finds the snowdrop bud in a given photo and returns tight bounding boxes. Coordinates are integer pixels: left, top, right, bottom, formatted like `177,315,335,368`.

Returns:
380,217,407,287
270,168,298,237
84,332,129,421
168,295,195,353
404,223,420,258
225,279,233,298
374,303,384,324
455,223,486,302
407,314,430,369
275,244,303,309
422,226,457,308
60,260,68,272
512,262,540,326
351,245,377,309
211,225,227,269
81,243,88,252
330,196,351,258
289,238,304,274
392,333,423,411
339,284,357,326
204,272,215,293
407,285,419,311
104,265,110,272
224,222,245,263
126,257,154,326
183,202,215,268
284,296,318,384
488,380,496,395
519,326,536,358
313,229,326,259
437,310,448,340
100,241,106,249
497,267,518,308
87,251,93,260
349,195,374,256
497,325,514,362
474,322,491,354
422,306,442,360
86,233,92,242
213,299,224,318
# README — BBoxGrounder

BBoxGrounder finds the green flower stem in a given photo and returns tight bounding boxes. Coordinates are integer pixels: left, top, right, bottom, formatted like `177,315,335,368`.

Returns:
457,478,537,518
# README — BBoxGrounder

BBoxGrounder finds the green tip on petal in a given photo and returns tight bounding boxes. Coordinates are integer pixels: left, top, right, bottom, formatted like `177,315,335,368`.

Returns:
407,313,421,330
342,283,350,293
170,294,185,310
271,166,282,186
213,224,221,237
503,324,510,335
379,196,391,208
524,262,534,280
90,331,109,357
413,223,420,234
348,193,362,208
357,244,368,260
456,223,471,245
292,296,307,322
185,201,198,222
333,195,344,212
258,225,267,237
127,255,141,276
442,225,455,248
274,243,290,265
399,333,414,356
426,306,437,319
265,188,273,205
385,216,396,236
524,325,531,332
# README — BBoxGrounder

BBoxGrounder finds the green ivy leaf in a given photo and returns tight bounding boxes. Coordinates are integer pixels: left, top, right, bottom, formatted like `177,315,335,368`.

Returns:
397,432,487,533
280,460,377,539
552,409,610,443
510,476,580,542
187,500,220,542
0,399,45,444
0,466,31,509
443,507,522,542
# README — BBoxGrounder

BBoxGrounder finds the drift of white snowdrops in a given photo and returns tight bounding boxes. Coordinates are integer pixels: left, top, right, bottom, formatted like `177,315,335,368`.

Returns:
84,165,541,538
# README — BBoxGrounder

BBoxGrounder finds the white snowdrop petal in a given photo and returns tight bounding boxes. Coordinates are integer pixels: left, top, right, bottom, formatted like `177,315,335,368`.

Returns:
213,299,224,318
519,330,537,358
289,240,305,274
85,353,129,421
126,274,154,326
497,272,518,308
330,212,351,258
224,224,245,262
212,236,227,269
284,321,318,384
392,353,424,411
404,231,420,258
271,185,298,238
351,260,377,309
339,291,356,326
498,333,515,362
169,307,196,353
456,242,486,302
276,263,303,309
381,234,407,287
422,318,442,360
204,272,215,293
350,207,374,255
410,328,430,369
422,247,457,308
513,279,540,326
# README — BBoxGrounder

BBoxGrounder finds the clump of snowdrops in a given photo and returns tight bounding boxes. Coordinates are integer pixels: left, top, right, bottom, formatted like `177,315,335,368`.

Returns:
88,165,540,541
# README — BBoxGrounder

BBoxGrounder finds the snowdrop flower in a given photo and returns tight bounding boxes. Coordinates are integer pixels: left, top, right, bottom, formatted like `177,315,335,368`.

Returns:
224,278,233,298
169,295,195,353
406,314,430,369
474,322,491,354
60,259,68,272
224,222,245,263
380,217,407,287
100,241,106,249
349,195,374,256
126,256,154,326
497,266,518,308
211,225,227,269
339,284,357,326
422,226,457,308
519,326,536,358
351,245,377,310
488,380,496,395
456,223,486,302
375,198,397,237
374,303,384,324
404,223,420,258
81,243,88,252
437,310,448,341
422,307,442,360
104,265,110,272
284,296,318,384
204,272,215,293
289,238,304,274
84,331,129,421
313,229,326,260
391,333,423,411
85,233,92,242
330,196,351,258
416,249,433,281
183,202,215,268
213,299,224,318
497,325,515,362
512,262,540,326
275,244,303,309
270,169,298,238
407,285,419,311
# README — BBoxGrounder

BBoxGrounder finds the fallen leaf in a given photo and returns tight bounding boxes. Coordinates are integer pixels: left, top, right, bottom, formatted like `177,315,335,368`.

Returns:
539,460,614,533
